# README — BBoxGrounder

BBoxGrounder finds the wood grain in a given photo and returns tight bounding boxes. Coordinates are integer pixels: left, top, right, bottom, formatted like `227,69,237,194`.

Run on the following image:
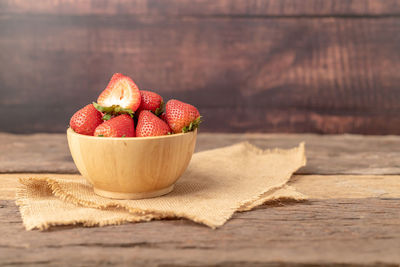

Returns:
2,0,400,16
3,173,400,200
2,132,400,265
2,133,400,175
1,2,400,134
1,198,400,265
67,128,197,199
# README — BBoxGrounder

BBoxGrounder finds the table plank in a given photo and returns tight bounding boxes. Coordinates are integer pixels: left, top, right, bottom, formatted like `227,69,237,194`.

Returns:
1,133,400,265
1,198,399,266
2,14,400,134
2,133,400,175
3,0,400,16
2,173,400,201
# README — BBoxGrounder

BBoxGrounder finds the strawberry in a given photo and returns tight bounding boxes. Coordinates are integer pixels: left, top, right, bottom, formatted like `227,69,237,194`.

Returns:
70,104,103,136
136,110,171,137
97,73,141,112
137,90,164,115
160,112,167,122
93,102,133,121
94,114,135,137
165,99,201,133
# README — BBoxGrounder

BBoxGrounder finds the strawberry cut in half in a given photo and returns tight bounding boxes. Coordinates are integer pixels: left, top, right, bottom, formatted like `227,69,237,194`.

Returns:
70,104,103,136
94,114,135,137
136,110,171,137
97,73,141,112
165,99,201,133
137,90,164,115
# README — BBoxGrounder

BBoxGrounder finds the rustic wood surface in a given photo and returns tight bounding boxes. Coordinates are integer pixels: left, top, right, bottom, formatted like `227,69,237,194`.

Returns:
1,198,400,266
2,0,400,16
2,132,400,175
2,173,400,201
1,133,400,265
1,1,400,134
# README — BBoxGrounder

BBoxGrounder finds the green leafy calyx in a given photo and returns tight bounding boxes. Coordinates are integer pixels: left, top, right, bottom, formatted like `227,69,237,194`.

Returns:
182,116,202,133
93,102,134,120
154,101,165,116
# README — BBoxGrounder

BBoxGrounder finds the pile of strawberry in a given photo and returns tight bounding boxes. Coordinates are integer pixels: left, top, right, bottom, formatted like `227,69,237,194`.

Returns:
70,73,201,137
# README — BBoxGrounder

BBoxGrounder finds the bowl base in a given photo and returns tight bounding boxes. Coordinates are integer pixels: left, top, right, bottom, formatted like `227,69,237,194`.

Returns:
93,185,174,200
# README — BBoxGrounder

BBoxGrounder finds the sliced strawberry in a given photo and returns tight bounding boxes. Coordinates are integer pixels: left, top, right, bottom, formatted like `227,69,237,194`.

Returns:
136,110,171,137
165,99,201,133
94,114,135,137
97,73,141,112
70,104,103,136
137,90,164,115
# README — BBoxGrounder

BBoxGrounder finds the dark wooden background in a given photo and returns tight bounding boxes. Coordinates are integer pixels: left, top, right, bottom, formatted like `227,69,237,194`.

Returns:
1,0,400,134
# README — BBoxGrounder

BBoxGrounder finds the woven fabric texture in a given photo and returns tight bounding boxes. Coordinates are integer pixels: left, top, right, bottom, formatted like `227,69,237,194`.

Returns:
16,142,307,230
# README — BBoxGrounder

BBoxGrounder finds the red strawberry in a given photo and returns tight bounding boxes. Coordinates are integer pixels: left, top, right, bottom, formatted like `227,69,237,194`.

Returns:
70,104,103,136
160,112,167,122
165,99,201,133
97,73,141,112
136,110,171,137
137,90,164,115
94,114,135,137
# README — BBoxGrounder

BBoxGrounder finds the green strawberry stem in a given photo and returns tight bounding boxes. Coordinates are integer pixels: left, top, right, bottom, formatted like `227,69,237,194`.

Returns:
182,116,202,133
102,114,112,120
93,102,134,120
155,101,165,116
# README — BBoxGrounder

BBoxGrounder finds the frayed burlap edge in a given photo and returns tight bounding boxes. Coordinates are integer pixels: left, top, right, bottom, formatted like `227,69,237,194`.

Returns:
16,142,307,230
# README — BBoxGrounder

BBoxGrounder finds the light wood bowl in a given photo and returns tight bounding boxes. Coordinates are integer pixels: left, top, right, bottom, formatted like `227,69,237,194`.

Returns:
67,128,197,199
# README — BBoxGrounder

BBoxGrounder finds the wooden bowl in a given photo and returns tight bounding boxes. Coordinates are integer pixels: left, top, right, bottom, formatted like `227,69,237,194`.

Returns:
67,128,197,199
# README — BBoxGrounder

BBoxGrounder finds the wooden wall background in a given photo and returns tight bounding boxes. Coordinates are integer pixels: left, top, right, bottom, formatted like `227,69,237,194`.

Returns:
1,0,400,134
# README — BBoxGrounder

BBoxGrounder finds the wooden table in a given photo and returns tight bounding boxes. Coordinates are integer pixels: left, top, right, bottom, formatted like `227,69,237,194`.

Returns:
1,133,400,266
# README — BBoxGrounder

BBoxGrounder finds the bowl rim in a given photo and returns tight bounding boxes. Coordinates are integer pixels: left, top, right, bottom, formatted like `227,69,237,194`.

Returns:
67,127,196,140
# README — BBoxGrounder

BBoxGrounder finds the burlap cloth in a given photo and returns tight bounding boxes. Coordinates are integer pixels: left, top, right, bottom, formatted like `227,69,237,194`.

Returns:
16,142,307,230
